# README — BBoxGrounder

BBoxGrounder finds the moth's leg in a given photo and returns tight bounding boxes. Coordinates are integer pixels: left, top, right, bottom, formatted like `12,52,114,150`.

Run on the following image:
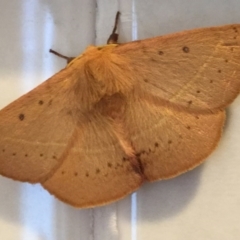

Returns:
107,11,120,44
49,49,75,64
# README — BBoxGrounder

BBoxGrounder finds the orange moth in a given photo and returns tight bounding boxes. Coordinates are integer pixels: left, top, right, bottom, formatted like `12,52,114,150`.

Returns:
0,12,240,208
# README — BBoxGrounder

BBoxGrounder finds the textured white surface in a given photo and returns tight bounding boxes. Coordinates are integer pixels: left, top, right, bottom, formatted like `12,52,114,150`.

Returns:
0,0,240,239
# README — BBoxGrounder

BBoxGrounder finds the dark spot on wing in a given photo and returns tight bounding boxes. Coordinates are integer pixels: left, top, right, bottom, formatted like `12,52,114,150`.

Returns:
168,140,172,144
186,126,191,130
48,99,53,105
96,168,100,174
136,152,141,158
86,172,89,177
40,154,43,157
155,142,159,147
67,110,72,115
196,90,201,93
19,114,25,121
116,163,123,168
182,46,189,53
141,46,148,54
74,172,78,176
38,100,44,105
107,162,112,168
233,27,238,33
158,51,164,55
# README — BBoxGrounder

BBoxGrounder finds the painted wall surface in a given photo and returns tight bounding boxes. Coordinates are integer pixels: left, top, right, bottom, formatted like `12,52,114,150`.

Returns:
0,0,240,239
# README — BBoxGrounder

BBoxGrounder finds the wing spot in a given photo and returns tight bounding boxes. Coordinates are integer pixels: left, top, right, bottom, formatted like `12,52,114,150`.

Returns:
61,171,65,175
233,27,238,33
186,126,191,130
19,114,25,121
74,172,78,176
12,153,16,156
48,99,53,105
38,100,44,105
210,80,213,83
122,157,127,162
195,115,200,119
168,140,172,144
158,50,164,55
231,47,234,52
151,58,157,62
40,153,43,157
96,168,100,174
52,155,56,159
155,142,159,147
25,154,28,157
107,162,112,168
2,149,5,152
144,79,149,83
225,59,229,63
86,172,89,177
141,47,148,53
136,152,141,158
182,46,189,53
117,163,123,168
233,36,237,39
218,69,222,73
188,100,192,105
196,90,201,93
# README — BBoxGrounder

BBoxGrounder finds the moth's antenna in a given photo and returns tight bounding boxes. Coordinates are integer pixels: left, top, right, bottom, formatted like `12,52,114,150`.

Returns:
107,11,121,44
49,49,75,64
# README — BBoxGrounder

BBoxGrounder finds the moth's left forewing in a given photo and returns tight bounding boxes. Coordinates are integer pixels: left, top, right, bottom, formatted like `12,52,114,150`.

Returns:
114,24,240,113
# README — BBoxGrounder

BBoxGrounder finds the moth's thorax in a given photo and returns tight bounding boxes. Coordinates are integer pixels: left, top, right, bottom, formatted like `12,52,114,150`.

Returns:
68,44,135,111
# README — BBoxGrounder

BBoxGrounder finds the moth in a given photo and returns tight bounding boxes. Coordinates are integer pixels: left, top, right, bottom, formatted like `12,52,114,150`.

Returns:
0,12,240,208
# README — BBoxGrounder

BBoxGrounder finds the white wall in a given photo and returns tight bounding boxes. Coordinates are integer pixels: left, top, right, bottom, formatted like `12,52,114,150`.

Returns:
0,0,240,239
